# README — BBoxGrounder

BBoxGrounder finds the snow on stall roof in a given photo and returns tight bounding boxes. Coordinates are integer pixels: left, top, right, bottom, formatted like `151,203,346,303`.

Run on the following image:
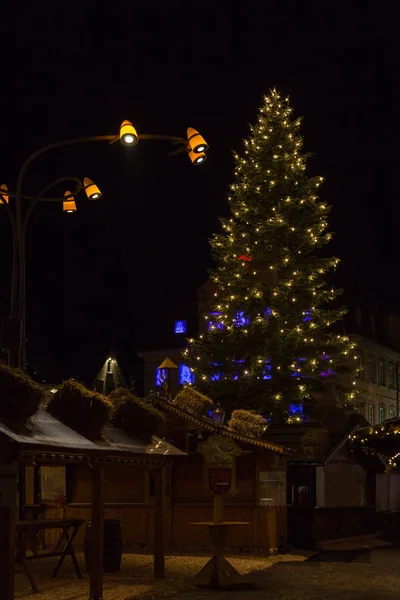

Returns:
0,409,186,456
103,427,186,456
0,409,98,449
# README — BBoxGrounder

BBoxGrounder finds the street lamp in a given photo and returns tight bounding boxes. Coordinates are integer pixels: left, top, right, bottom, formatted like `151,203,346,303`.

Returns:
83,178,102,200
63,190,77,213
120,120,139,146
188,150,207,165
0,184,8,204
187,128,209,154
210,403,226,431
0,120,209,370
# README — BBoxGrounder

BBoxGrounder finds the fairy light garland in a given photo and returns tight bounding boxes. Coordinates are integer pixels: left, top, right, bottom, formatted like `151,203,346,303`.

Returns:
184,89,359,410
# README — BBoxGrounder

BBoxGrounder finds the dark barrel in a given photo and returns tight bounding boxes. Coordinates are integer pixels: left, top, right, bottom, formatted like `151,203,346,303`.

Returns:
84,519,123,572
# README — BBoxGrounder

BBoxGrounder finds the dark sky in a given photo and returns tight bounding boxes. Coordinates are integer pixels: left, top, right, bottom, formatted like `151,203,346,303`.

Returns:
0,3,395,385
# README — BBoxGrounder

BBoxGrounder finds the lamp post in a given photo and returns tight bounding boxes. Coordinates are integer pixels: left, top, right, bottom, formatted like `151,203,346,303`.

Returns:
0,123,209,370
210,403,226,432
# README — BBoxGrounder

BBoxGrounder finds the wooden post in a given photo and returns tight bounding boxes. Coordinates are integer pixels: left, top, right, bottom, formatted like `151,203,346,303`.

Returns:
213,496,224,523
90,463,104,600
18,463,26,521
153,466,165,579
0,464,17,600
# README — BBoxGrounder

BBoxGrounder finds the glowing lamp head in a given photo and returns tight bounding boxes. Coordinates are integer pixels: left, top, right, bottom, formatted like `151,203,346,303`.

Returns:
63,191,77,213
188,150,207,166
83,177,102,200
120,120,139,146
187,127,209,154
0,183,8,205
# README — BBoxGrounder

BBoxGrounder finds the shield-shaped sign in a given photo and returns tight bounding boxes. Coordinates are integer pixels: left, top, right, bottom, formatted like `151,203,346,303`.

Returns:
207,467,232,496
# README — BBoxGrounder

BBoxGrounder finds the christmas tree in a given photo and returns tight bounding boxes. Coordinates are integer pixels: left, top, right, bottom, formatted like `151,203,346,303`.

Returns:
185,89,357,416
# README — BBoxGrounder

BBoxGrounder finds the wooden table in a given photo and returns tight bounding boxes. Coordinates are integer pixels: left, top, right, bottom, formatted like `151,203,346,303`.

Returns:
16,518,84,593
190,521,253,589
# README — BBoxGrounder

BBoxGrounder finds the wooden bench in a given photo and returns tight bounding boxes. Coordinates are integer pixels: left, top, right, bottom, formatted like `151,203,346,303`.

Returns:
16,518,85,593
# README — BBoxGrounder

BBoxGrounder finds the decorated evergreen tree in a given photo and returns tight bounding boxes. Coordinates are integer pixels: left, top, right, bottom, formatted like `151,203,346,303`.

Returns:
185,89,357,416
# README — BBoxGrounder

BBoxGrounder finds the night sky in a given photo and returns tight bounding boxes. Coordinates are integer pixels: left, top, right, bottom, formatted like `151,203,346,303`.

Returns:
0,3,395,387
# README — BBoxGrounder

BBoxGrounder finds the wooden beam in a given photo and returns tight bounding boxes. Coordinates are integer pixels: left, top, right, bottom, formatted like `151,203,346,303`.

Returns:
18,463,26,521
0,465,17,600
89,463,104,600
153,466,166,579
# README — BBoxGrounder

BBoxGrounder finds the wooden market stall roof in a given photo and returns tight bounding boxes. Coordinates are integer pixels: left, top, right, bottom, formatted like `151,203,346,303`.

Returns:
152,396,294,455
0,408,186,464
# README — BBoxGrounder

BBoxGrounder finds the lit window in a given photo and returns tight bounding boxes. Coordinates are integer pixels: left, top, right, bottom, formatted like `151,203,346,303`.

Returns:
208,312,224,331
179,363,195,385
155,368,166,387
174,320,186,334
234,311,250,327
211,372,222,381
369,404,374,425
107,359,112,373
289,403,303,415
379,406,385,424
379,359,386,386
263,359,272,380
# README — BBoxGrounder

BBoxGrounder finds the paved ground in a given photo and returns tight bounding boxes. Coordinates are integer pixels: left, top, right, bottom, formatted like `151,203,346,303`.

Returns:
177,546,400,600
15,545,400,599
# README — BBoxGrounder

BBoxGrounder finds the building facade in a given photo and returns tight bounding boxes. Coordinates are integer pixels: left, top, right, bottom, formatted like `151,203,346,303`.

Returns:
352,335,400,425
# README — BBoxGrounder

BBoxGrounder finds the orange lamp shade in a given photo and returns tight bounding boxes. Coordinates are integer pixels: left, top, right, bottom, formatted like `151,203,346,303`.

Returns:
188,150,207,165
0,183,9,204
84,177,102,200
63,191,77,213
187,128,209,154
120,120,139,146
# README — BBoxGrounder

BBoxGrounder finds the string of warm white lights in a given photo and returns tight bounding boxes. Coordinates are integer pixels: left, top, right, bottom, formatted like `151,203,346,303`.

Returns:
184,89,359,410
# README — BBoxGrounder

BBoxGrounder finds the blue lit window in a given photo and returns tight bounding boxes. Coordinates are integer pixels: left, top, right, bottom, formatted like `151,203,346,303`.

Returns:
263,359,272,380
234,311,250,327
303,311,312,322
291,358,306,378
179,363,195,385
289,403,303,415
208,312,224,331
211,372,222,381
174,320,187,334
155,368,166,387
320,369,335,377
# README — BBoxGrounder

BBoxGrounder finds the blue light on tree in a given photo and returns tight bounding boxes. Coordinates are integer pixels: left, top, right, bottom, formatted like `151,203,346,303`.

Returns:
302,311,312,322
211,372,222,381
174,320,187,334
179,363,195,385
155,368,166,387
264,307,272,317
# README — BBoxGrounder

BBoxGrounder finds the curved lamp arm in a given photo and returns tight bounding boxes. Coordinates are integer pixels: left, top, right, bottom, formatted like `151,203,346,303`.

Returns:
22,176,83,231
